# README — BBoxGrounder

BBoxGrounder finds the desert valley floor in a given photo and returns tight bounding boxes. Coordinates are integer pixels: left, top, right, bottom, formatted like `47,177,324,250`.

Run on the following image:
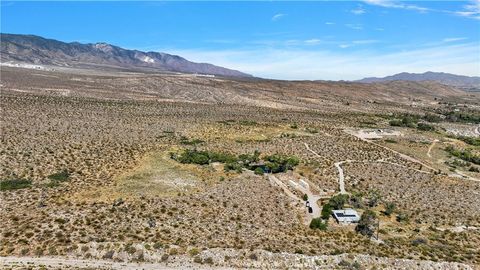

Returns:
1,66,479,269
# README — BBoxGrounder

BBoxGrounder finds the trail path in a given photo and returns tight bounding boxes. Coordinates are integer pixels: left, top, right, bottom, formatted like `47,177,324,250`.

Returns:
304,142,322,158
350,132,437,172
427,139,439,158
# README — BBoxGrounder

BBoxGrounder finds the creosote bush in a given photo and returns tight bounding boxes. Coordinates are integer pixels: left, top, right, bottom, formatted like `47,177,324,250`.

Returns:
0,179,32,191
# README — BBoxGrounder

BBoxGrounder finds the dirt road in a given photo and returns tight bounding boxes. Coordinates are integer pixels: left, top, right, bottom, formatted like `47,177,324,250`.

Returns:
334,161,351,194
0,256,228,270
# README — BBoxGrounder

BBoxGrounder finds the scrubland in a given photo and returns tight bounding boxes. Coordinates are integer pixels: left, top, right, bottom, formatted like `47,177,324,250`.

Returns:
1,67,479,269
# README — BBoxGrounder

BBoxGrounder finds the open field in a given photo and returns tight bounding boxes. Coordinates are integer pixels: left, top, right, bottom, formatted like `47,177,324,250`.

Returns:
1,67,479,269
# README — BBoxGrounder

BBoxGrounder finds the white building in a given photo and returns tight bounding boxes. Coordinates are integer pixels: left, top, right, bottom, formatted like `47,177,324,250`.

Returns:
332,209,360,224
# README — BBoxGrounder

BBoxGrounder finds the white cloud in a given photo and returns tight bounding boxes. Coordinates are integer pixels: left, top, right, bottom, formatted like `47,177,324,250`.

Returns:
345,23,363,30
325,22,335,25
454,0,480,20
304,39,322,45
363,0,429,12
163,42,480,80
351,7,366,15
365,0,480,20
442,37,467,43
352,39,379,45
271,13,285,21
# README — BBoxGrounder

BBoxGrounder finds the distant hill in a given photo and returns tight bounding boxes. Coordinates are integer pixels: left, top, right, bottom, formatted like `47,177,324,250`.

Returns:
0,33,252,78
357,72,480,92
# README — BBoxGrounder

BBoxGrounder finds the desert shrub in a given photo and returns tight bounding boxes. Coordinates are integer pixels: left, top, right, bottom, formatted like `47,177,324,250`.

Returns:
0,179,32,191
179,137,204,145
389,120,403,127
383,202,396,216
367,189,381,207
208,151,238,163
239,120,257,126
309,218,328,230
102,250,114,259
306,127,318,134
349,192,364,209
238,150,260,165
396,212,409,223
443,110,480,124
188,248,200,256
411,237,428,246
389,114,419,128
48,169,70,182
356,210,377,237
224,162,244,173
455,136,480,146
445,146,480,165
254,167,264,175
417,123,435,131
423,113,442,123
469,166,479,172
302,194,308,201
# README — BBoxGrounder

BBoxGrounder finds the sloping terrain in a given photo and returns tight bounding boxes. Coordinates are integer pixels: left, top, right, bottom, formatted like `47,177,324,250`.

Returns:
357,71,480,92
1,33,252,77
0,67,473,113
1,66,479,269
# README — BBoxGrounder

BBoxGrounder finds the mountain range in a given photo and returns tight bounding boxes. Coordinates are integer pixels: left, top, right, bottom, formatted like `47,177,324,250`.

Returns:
0,33,252,77
357,72,480,92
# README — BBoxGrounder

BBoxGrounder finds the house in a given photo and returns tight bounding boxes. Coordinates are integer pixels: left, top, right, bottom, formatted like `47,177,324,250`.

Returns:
332,209,360,224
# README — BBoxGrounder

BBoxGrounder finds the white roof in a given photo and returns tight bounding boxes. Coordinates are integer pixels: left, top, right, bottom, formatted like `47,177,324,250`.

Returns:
332,208,360,223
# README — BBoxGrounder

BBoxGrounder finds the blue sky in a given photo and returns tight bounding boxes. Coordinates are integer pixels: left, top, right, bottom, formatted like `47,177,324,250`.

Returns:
2,1,479,80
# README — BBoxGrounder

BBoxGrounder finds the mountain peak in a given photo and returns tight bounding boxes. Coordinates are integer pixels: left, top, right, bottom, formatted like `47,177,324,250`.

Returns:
1,33,252,77
356,71,480,92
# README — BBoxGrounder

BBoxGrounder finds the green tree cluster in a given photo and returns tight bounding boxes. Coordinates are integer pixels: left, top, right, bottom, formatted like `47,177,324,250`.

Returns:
356,210,377,237
445,146,480,165
320,194,349,219
309,218,328,230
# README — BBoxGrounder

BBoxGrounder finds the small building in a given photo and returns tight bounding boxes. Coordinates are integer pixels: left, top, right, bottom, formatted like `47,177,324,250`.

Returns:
299,179,309,189
289,180,298,188
332,209,360,224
